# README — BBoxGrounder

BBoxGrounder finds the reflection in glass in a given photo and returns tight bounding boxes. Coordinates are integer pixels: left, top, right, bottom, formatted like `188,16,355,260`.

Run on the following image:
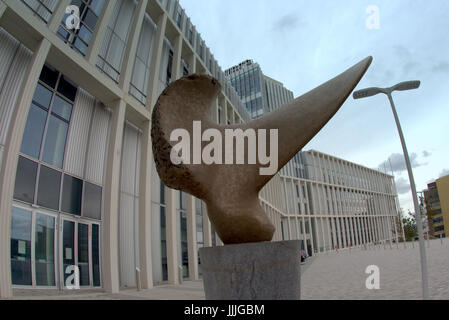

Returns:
35,213,55,286
52,95,73,121
78,223,89,286
62,175,83,215
42,117,66,166
83,182,102,220
37,165,61,210
20,104,47,159
10,207,32,285
14,156,38,204
41,115,68,168
62,220,75,285
32,84,53,109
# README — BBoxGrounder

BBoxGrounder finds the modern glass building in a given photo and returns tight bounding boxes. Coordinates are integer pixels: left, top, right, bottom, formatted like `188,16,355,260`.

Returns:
225,59,294,119
0,0,399,298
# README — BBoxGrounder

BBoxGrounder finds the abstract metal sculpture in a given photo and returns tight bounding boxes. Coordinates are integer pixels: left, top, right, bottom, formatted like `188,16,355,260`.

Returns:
151,56,372,244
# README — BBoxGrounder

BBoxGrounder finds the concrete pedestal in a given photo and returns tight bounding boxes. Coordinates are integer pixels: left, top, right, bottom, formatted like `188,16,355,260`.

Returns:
199,240,301,300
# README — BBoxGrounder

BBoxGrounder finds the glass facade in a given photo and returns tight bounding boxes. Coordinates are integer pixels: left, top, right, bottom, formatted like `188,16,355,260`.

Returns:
11,63,103,289
21,64,76,169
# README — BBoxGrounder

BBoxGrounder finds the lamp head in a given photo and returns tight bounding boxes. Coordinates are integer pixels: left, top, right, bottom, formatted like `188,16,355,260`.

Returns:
390,80,421,92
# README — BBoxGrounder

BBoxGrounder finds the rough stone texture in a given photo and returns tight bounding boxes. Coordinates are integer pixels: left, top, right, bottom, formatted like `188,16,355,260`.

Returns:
151,57,372,244
199,240,301,300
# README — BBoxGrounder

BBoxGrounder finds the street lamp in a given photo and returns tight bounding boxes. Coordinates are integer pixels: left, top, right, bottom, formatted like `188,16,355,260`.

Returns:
353,80,429,300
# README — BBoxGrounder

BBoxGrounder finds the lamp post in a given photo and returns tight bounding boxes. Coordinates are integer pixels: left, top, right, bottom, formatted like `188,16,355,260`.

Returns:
353,80,429,300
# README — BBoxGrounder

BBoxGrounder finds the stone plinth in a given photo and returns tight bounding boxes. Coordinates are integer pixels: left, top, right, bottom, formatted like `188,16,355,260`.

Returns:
199,240,301,300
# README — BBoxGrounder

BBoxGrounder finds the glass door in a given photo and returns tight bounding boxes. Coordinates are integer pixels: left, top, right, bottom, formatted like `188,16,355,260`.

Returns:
60,218,101,289
77,223,89,286
61,219,75,287
11,206,57,288
34,213,56,286
10,207,32,286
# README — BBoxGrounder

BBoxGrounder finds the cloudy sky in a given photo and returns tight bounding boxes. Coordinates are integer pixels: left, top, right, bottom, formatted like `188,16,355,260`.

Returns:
179,0,449,213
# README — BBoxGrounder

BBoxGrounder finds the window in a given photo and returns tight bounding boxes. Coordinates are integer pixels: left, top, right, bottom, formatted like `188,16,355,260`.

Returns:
188,28,193,44
435,225,445,232
166,49,173,86
15,155,101,218
198,43,203,60
160,206,167,281
176,7,183,28
21,103,48,159
41,115,69,168
10,207,32,285
21,64,76,169
57,0,106,56
62,220,75,284
37,165,61,210
14,157,38,204
430,201,441,208
195,198,203,275
433,217,443,224
83,182,102,220
62,175,83,215
92,224,101,286
182,60,189,76
78,223,89,286
34,213,55,286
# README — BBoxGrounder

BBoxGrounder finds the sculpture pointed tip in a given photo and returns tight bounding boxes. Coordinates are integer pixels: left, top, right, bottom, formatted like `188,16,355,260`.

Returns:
360,56,373,69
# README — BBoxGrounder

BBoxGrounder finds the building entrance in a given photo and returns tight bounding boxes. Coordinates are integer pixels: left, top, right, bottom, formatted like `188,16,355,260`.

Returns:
11,205,101,289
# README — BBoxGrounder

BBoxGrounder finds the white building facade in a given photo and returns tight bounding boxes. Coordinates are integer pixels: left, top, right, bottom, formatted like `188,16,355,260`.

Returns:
279,150,400,255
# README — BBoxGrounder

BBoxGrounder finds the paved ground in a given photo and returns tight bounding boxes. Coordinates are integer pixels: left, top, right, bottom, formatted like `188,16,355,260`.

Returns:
301,238,449,300
7,238,449,300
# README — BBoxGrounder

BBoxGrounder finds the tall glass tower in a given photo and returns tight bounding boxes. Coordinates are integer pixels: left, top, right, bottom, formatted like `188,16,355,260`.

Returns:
225,60,294,119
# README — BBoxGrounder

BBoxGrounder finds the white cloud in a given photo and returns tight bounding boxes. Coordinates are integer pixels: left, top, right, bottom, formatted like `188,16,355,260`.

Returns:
378,152,424,173
395,177,410,195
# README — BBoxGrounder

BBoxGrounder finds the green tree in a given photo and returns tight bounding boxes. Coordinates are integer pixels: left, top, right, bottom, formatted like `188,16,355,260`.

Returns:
403,212,417,241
